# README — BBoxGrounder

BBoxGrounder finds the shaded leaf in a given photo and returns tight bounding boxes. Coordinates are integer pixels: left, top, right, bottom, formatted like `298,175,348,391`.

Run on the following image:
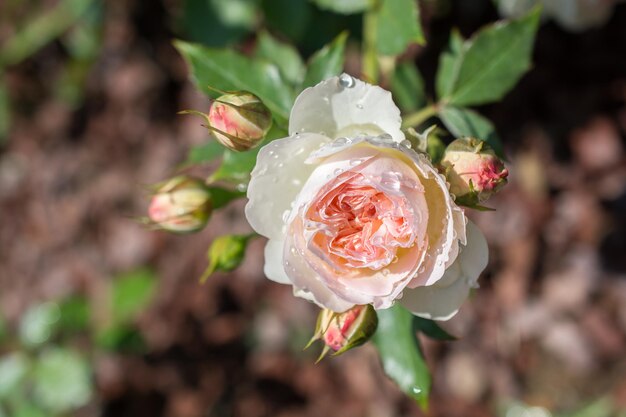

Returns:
96,325,146,353
208,186,246,209
256,31,305,85
301,32,348,89
390,62,426,112
58,296,90,333
174,40,293,121
312,0,372,14
435,29,465,100
185,141,224,165
438,106,504,157
375,0,425,56
439,8,541,106
413,317,456,341
373,305,430,408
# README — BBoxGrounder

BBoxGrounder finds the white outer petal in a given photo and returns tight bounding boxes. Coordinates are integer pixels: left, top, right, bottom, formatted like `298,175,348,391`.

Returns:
288,74,405,142
400,221,488,321
245,132,330,240
263,240,291,284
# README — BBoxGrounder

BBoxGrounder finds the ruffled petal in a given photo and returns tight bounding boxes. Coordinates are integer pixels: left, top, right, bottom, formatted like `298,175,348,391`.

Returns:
245,132,330,240
400,221,488,320
288,74,404,142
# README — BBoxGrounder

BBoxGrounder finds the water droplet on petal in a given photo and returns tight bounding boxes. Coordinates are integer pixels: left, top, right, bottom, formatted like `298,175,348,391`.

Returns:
400,139,412,149
356,103,364,109
338,73,355,88
382,269,390,276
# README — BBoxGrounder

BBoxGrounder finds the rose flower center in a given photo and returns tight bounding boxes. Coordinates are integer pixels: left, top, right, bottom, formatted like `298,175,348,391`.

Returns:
304,172,417,271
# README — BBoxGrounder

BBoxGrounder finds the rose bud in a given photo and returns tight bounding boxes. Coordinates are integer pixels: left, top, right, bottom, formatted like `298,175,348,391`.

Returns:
147,176,212,233
441,137,508,206
206,91,272,152
307,305,378,361
199,234,253,283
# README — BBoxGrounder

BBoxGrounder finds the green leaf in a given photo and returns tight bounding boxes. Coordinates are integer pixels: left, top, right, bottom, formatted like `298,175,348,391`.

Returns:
210,123,287,184
256,31,305,85
111,268,157,323
375,0,425,56
373,305,430,408
211,146,262,184
438,106,504,157
13,403,46,417
439,8,541,106
435,29,465,100
32,348,92,412
390,62,426,112
174,40,293,121
301,32,348,89
312,0,372,14
58,296,90,333
18,303,61,347
0,353,30,398
185,141,224,165
0,0,93,68
413,317,456,341
207,186,245,209
96,325,146,353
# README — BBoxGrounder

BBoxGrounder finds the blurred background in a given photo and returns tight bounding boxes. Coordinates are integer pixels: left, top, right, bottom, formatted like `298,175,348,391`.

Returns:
1,0,625,416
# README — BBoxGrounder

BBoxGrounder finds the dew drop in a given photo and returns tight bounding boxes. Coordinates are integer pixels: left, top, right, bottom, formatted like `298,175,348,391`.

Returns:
349,159,361,166
411,387,422,395
338,73,355,88
333,168,343,176
236,183,247,192
273,153,279,159
277,162,284,168
382,269,390,276
400,139,412,149
356,103,364,109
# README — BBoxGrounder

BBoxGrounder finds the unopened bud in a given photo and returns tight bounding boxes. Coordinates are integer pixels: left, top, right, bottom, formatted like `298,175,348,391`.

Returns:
307,305,378,361
199,234,253,283
207,91,272,151
441,137,508,206
147,176,212,233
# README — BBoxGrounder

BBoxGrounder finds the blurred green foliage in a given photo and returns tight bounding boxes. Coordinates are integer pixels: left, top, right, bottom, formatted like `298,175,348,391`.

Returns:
0,267,157,416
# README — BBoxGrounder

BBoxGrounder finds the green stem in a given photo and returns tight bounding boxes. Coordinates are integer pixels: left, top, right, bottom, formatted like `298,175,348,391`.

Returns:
401,104,438,128
362,6,379,83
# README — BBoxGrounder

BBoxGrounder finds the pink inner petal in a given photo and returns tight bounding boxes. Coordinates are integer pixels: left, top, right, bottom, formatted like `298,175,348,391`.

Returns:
303,167,421,272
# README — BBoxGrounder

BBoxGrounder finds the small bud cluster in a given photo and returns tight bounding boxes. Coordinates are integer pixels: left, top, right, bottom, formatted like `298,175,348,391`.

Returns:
147,176,212,233
441,137,508,207
307,305,378,361
181,90,273,152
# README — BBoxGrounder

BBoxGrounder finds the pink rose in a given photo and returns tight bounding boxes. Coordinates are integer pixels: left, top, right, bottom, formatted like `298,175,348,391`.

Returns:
245,75,488,320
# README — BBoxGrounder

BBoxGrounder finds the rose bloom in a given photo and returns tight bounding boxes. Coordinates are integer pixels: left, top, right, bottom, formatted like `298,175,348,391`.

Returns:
245,74,488,320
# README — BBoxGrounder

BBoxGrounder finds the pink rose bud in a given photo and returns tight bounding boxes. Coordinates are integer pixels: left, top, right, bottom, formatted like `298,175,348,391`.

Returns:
441,137,508,206
147,176,212,233
206,91,272,152
307,305,378,361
